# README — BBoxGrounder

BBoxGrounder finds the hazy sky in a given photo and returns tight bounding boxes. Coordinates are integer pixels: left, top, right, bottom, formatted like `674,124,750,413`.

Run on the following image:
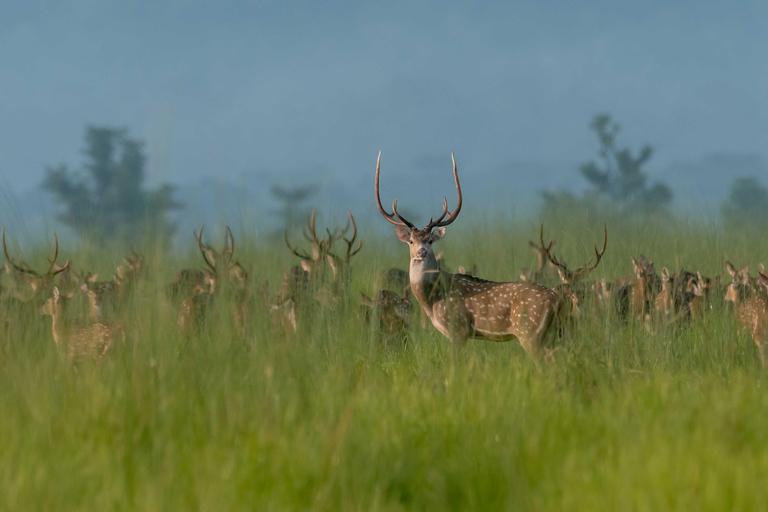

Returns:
2,0,766,196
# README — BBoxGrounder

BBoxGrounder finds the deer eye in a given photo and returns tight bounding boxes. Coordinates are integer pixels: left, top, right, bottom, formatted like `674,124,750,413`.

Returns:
428,240,433,244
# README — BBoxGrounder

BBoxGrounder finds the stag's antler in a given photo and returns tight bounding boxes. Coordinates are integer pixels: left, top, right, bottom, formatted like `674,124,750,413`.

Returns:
375,151,462,231
284,231,312,261
375,152,415,229
3,228,40,276
3,228,69,277
342,210,362,258
540,225,607,284
425,153,462,230
328,210,363,261
197,224,217,271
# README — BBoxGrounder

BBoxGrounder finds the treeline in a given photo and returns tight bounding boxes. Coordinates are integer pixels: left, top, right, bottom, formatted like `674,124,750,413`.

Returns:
39,118,768,243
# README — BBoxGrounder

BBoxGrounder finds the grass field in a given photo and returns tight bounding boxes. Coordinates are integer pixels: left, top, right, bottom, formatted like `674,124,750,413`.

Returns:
1,218,768,511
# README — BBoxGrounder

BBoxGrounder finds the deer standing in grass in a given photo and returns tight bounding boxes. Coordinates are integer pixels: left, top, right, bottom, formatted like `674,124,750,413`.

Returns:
40,286,125,361
178,226,248,335
686,272,712,322
78,252,145,317
724,262,768,366
361,288,413,345
375,152,564,358
538,225,607,319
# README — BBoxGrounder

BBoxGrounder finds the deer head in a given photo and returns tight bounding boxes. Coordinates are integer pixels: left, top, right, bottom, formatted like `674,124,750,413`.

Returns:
115,252,144,285
284,211,336,276
197,225,246,291
375,151,462,275
3,228,71,300
725,261,751,304
539,225,607,285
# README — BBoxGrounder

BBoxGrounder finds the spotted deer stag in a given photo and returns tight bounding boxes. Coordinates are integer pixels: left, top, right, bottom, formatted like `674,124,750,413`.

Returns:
375,152,564,357
3,228,71,301
178,225,248,335
539,225,607,318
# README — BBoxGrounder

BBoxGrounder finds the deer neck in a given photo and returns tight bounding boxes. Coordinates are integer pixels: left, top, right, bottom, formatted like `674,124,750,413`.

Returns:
408,255,446,316
49,307,65,346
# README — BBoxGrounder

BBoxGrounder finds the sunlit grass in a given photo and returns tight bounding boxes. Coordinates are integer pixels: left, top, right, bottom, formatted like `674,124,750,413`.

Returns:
1,217,767,511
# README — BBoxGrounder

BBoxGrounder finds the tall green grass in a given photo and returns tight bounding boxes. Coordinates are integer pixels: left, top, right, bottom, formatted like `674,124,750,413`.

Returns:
1,218,767,511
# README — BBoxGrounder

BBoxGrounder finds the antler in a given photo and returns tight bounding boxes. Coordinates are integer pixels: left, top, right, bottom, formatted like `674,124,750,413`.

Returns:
3,227,41,277
568,225,607,280
197,224,217,271
302,210,322,245
539,225,607,284
284,231,312,261
2,228,69,277
375,151,415,229
337,210,362,260
225,226,235,264
47,231,70,276
425,153,462,230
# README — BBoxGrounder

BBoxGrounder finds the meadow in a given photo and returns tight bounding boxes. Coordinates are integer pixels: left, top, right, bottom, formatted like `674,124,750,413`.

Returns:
1,216,768,511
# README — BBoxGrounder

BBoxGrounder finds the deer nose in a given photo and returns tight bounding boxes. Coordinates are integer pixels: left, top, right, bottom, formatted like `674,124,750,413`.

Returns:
417,248,428,259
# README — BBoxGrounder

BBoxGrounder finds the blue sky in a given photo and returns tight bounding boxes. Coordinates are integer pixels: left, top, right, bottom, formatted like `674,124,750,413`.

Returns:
1,0,766,202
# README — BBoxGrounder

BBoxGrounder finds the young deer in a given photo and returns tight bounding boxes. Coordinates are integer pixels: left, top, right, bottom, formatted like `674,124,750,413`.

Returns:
724,261,752,305
734,271,768,367
40,286,125,360
654,268,675,319
630,256,660,322
361,288,413,341
78,253,144,315
375,152,564,358
686,272,711,322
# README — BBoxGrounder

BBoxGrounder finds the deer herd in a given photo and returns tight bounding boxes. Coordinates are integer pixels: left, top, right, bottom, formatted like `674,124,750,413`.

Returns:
1,153,767,366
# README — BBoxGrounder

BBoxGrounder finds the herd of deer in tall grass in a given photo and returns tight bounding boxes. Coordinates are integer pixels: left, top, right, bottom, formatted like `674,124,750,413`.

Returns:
2,153,767,366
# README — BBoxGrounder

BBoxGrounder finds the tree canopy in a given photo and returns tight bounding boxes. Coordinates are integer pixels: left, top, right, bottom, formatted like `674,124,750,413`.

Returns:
41,126,182,241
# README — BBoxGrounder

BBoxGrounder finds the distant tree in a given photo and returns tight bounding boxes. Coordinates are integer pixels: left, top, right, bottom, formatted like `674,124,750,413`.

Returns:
579,114,672,214
541,114,673,218
270,183,317,234
41,126,182,241
721,176,768,227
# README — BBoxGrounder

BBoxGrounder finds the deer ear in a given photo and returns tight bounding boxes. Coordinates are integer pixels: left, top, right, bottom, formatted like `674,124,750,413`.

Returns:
661,267,670,281
457,265,466,274
300,260,312,273
395,226,410,243
725,261,736,276
431,227,446,243
53,286,60,299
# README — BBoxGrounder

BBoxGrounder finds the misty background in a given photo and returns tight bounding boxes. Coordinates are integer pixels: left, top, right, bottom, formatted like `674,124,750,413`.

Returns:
1,0,767,243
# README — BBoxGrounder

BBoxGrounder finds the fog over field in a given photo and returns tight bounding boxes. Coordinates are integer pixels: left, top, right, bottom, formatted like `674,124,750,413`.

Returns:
1,1,767,236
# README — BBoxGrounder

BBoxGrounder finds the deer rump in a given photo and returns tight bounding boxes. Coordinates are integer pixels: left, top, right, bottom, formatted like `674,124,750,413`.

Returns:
426,274,564,345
